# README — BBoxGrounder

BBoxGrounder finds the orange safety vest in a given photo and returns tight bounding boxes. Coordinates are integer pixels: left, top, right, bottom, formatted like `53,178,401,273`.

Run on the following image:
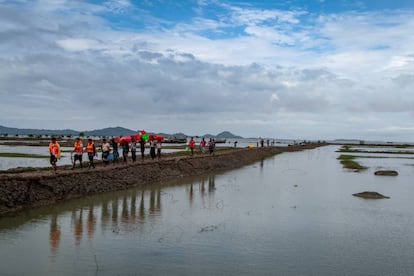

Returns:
73,141,83,153
86,142,95,153
49,142,60,156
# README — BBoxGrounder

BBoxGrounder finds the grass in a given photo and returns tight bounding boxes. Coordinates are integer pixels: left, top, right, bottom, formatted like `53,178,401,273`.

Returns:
395,145,412,148
337,145,414,155
337,154,367,171
0,152,49,158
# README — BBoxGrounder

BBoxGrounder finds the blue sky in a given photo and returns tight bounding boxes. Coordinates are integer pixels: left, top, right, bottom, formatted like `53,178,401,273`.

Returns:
1,0,414,141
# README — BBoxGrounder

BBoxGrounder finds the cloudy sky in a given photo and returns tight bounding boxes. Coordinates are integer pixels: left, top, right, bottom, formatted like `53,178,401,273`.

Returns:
1,0,414,141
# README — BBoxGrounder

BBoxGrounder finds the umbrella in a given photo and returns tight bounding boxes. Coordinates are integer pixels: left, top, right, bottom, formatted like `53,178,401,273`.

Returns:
155,134,164,141
113,136,121,143
120,136,131,144
131,134,141,141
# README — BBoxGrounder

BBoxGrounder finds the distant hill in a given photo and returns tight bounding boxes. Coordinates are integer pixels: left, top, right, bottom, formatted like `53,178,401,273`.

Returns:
215,131,243,139
0,125,136,137
0,125,78,136
202,131,243,139
0,125,243,139
170,132,187,139
85,127,136,137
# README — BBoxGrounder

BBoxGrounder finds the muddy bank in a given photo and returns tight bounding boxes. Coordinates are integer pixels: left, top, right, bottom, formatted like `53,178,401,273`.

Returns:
0,143,325,216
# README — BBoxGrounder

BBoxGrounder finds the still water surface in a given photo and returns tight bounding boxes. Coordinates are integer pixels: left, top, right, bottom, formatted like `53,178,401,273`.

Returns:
1,145,414,275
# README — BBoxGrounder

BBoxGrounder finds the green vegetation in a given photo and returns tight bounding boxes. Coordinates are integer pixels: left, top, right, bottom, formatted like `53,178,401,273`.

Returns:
0,152,49,158
0,166,52,174
395,145,412,148
337,154,367,171
337,145,414,155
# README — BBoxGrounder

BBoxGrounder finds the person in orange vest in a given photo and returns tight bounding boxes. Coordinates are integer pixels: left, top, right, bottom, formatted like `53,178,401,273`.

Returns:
85,138,97,169
49,137,61,172
72,137,83,169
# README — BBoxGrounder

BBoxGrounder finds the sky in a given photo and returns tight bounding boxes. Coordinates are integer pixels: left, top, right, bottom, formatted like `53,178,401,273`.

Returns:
1,0,414,141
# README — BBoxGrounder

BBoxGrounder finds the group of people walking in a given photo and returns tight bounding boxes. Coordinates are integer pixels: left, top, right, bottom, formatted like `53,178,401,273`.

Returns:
48,136,218,172
48,136,164,172
188,137,216,155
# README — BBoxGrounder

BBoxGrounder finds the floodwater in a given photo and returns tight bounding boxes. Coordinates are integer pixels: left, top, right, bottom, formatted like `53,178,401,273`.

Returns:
1,145,414,275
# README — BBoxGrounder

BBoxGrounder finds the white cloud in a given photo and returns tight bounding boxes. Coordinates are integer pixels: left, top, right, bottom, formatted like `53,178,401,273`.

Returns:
1,1,414,141
56,39,103,51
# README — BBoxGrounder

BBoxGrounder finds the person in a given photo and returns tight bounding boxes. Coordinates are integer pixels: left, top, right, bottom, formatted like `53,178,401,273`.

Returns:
72,137,83,169
121,140,129,163
111,138,119,163
234,141,238,148
260,139,264,148
149,138,156,159
208,138,215,155
208,138,216,155
156,139,162,159
101,138,111,166
189,137,195,155
200,138,206,154
130,138,137,162
85,138,96,169
49,137,61,172
139,138,146,161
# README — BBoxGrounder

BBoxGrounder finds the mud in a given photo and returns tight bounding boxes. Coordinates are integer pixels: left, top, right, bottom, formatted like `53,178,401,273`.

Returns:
352,191,390,199
0,143,325,216
374,170,398,176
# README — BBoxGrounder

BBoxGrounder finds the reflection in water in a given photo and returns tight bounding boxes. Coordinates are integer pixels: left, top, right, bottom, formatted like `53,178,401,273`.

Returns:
48,177,215,255
189,183,194,206
208,174,215,193
112,196,118,224
87,205,95,239
101,197,110,228
149,189,155,217
260,157,264,172
200,179,206,196
72,209,83,246
130,190,137,221
121,197,129,223
49,213,61,257
139,190,145,222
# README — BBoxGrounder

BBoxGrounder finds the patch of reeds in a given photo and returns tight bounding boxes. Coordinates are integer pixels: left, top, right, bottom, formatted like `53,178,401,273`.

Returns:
337,154,367,171
0,152,49,158
337,146,414,155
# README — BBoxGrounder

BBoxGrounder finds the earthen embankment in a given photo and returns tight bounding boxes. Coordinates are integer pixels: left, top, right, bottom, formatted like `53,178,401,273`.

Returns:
0,144,325,216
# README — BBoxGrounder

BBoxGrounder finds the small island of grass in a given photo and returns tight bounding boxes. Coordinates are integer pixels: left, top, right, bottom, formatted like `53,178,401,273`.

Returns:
0,152,50,158
337,154,367,171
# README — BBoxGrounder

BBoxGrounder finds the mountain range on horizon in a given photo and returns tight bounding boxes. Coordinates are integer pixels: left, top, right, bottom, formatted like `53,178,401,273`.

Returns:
0,125,244,139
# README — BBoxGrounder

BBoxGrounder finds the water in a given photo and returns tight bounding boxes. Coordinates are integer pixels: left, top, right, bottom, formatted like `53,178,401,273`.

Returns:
1,145,414,275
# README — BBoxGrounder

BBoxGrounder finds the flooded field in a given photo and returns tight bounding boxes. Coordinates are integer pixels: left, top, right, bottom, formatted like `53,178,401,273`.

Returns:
1,145,414,275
